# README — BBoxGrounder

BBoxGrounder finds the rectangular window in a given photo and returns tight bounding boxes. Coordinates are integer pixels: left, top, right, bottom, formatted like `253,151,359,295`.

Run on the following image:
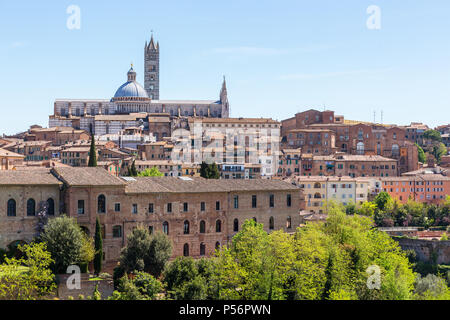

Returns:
148,203,154,213
167,203,172,213
132,204,138,214
114,203,121,212
234,196,239,209
269,194,274,208
183,202,188,212
287,194,292,207
252,195,257,208
200,202,206,211
77,200,85,214
148,226,153,235
216,201,220,211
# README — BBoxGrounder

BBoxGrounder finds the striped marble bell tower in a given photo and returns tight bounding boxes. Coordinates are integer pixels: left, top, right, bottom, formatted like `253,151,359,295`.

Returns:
144,34,160,100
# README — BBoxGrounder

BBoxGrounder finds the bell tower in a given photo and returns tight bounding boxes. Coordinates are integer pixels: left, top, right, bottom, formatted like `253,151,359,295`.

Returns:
144,34,160,100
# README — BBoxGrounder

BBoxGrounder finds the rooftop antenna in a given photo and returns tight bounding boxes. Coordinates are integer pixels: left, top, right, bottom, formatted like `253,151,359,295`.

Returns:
373,110,376,123
381,110,384,124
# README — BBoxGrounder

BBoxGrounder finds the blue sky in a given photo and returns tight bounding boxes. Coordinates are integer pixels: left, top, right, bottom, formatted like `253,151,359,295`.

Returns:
1,0,449,135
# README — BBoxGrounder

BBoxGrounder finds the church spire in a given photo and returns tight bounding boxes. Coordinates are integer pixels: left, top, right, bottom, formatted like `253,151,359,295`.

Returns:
148,33,157,51
220,76,228,103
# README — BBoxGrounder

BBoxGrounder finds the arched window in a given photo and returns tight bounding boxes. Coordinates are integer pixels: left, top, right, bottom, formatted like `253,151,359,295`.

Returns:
357,142,365,155
377,142,381,155
27,199,35,216
183,220,190,234
199,220,206,234
269,216,274,230
215,242,220,250
216,220,222,233
392,144,399,157
7,199,16,217
98,195,106,213
286,216,292,229
314,193,322,199
163,221,169,235
233,218,239,232
47,198,55,216
200,243,205,256
313,182,321,189
183,243,189,257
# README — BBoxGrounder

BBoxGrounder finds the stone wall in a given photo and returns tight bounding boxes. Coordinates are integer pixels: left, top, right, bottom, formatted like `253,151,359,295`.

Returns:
393,238,450,265
56,274,114,300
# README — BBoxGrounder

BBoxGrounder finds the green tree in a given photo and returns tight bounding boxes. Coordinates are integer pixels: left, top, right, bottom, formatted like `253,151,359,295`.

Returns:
374,192,392,211
163,257,208,299
132,271,162,299
138,166,163,177
199,161,220,179
94,218,103,275
80,232,95,273
200,161,210,179
423,129,442,142
414,274,450,300
416,143,427,163
88,134,97,167
209,162,220,179
119,227,172,278
41,216,90,273
0,242,56,300
356,202,377,217
146,231,173,277
432,143,447,164
109,272,162,300
119,227,152,274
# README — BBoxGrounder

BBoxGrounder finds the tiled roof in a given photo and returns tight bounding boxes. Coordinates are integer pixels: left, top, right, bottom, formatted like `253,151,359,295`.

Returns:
189,117,279,124
151,100,219,105
125,176,298,194
0,169,62,185
0,148,25,158
52,167,126,186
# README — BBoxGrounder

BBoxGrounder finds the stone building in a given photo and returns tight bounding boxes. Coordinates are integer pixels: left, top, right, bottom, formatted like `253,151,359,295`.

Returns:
0,168,301,264
0,170,62,248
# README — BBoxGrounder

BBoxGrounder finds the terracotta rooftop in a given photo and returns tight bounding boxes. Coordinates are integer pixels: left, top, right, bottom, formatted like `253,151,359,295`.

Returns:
0,148,25,158
52,167,126,186
189,117,279,124
125,176,298,194
0,169,62,185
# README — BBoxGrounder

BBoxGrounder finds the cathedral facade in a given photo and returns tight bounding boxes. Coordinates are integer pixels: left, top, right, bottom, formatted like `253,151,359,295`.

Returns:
49,35,230,136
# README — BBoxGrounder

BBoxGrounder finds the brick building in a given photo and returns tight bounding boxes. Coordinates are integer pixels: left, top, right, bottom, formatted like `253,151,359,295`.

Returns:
382,172,450,204
286,129,336,155
24,127,90,146
0,168,301,266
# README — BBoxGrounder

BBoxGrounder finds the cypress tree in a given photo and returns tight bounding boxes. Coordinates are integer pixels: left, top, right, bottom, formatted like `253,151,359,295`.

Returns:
131,160,138,176
88,134,97,167
94,217,103,275
209,162,220,179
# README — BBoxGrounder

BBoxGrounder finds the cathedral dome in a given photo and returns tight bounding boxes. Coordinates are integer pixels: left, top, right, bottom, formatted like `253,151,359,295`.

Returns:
113,65,149,99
